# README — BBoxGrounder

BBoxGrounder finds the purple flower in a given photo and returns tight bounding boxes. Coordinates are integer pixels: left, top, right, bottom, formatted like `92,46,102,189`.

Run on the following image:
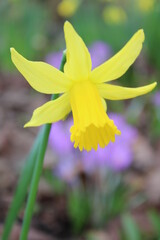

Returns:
45,51,63,69
152,91,160,107
54,155,78,183
49,114,138,182
82,114,137,172
89,41,112,69
45,41,112,69
49,119,80,183
49,119,73,156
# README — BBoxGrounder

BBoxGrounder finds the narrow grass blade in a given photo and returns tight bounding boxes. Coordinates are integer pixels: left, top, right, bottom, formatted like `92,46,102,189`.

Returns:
121,213,141,240
148,210,160,236
2,128,43,240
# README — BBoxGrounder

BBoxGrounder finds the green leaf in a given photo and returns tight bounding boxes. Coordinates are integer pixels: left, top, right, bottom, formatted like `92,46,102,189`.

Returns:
2,128,43,240
68,190,91,233
121,213,141,240
148,210,160,236
43,169,66,195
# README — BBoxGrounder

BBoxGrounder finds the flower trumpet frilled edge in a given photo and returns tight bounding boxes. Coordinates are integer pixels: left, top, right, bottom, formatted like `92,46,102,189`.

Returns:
10,21,157,152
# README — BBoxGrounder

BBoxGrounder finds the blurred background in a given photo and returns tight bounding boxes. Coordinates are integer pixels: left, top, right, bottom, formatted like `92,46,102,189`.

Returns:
0,0,160,239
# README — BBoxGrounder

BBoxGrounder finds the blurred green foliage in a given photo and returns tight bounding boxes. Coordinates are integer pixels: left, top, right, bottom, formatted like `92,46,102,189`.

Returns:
1,0,160,76
43,169,66,194
68,189,91,233
148,210,160,238
71,0,160,74
0,0,49,71
121,213,142,240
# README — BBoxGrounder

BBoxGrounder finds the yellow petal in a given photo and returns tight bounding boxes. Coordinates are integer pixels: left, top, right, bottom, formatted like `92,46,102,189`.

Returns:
64,21,92,81
69,80,120,151
98,82,157,100
24,93,71,127
91,29,145,83
11,48,72,94
101,98,107,112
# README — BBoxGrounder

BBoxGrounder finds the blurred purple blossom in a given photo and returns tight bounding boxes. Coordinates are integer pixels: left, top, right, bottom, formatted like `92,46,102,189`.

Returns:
49,119,79,183
49,120,73,156
45,51,63,69
89,41,112,68
152,91,160,107
82,114,137,172
45,41,112,69
49,114,138,182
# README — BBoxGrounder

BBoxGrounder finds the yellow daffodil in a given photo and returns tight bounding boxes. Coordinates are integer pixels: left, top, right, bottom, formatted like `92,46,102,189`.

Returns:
10,21,156,151
137,0,155,12
103,6,127,24
57,0,80,18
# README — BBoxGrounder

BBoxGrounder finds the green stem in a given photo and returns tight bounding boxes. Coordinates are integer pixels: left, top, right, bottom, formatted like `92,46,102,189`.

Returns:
20,52,66,240
2,128,43,240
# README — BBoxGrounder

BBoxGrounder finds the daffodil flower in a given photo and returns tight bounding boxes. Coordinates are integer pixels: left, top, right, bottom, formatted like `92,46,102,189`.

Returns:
103,6,127,24
57,0,80,18
11,21,156,151
137,0,155,12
